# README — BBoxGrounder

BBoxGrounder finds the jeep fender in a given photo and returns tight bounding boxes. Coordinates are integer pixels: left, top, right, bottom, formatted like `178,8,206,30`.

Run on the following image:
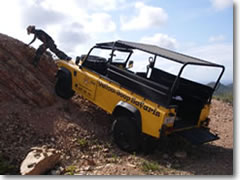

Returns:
112,101,142,131
56,67,72,80
55,67,74,95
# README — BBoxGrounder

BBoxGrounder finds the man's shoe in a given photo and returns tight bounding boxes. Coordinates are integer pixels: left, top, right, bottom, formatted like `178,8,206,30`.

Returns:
65,56,72,61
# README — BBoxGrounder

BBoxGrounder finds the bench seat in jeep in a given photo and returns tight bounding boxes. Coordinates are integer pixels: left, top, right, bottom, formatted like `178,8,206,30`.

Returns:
107,65,170,106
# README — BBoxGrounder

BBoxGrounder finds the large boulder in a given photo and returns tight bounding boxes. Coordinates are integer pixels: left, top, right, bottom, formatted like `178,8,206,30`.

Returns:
20,146,61,175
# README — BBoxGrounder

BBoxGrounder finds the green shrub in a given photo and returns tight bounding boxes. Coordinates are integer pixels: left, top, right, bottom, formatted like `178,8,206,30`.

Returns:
213,92,233,104
77,138,88,148
65,165,76,175
141,160,159,172
0,155,17,174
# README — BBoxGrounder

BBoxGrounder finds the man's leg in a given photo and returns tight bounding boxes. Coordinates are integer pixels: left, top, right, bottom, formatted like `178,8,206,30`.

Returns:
33,44,47,67
49,43,71,60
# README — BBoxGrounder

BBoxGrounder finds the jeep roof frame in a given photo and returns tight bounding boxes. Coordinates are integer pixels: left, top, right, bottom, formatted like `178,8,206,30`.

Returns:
92,40,225,104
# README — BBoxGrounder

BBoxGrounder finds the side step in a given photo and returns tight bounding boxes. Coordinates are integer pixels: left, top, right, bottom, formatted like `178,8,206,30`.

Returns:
176,128,219,145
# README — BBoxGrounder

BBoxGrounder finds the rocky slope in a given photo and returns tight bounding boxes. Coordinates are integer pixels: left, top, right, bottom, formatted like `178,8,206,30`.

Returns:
0,33,58,173
0,33,233,175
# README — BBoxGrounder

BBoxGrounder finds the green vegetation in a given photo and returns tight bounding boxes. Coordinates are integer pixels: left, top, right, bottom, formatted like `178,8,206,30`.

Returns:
77,138,88,148
65,165,76,175
208,82,233,104
0,154,17,174
141,160,160,172
111,153,118,163
213,93,233,104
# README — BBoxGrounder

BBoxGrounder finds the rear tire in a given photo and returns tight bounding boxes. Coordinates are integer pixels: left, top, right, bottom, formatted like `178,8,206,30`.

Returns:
55,73,74,99
112,116,140,153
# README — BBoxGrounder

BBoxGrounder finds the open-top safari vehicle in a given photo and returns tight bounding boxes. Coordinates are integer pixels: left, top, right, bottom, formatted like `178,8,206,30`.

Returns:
55,40,225,152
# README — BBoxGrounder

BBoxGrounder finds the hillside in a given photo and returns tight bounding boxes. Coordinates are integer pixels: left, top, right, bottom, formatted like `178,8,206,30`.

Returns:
207,82,233,104
214,83,233,96
0,33,233,175
207,82,233,95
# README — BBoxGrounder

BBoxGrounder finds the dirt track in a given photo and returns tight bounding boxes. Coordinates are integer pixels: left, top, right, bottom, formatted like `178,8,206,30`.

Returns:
0,96,233,175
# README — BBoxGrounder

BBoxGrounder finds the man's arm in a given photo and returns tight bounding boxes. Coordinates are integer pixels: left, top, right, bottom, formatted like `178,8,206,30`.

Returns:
27,34,37,46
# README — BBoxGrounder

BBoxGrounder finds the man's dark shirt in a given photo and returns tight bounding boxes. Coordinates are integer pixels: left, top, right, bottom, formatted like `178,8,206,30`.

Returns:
28,29,54,46
34,29,54,43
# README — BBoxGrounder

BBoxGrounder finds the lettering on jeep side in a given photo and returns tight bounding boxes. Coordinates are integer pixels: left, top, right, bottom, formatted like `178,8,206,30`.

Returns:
98,81,161,117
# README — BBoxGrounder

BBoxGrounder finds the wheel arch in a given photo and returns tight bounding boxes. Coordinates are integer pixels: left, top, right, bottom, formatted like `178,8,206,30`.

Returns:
55,67,75,99
56,67,72,81
112,101,142,131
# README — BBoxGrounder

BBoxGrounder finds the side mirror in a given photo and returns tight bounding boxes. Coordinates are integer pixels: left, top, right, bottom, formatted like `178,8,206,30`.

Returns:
128,60,134,69
148,57,154,68
76,56,81,65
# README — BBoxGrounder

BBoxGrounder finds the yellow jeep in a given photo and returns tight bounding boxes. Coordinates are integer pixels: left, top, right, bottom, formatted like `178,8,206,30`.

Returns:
55,40,225,153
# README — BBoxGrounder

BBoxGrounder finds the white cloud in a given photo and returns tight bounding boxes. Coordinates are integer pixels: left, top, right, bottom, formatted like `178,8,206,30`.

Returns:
76,0,126,11
183,43,233,83
57,23,90,52
40,0,128,12
0,1,23,38
209,35,225,43
19,1,116,46
20,3,66,28
121,2,168,31
86,13,116,33
18,0,116,34
0,0,233,84
140,33,178,50
210,0,232,11
129,33,177,74
0,0,118,60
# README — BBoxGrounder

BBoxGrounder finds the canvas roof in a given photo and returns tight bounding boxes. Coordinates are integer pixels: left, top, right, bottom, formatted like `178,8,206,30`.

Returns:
96,40,223,67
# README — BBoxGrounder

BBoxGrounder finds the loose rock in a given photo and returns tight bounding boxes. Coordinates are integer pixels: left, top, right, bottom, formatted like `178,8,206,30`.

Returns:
20,146,61,175
174,151,187,159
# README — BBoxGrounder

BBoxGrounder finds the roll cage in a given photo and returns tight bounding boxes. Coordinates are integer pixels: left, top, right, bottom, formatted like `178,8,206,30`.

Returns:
81,40,225,105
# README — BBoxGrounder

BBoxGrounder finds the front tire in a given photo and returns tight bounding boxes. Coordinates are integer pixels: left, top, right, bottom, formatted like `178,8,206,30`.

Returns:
112,116,140,153
55,72,74,99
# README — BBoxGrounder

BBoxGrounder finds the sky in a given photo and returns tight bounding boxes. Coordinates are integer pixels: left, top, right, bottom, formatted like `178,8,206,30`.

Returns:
0,0,233,84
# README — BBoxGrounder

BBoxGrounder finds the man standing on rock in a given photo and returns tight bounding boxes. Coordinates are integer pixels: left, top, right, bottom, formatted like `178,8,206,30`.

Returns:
26,25,71,67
